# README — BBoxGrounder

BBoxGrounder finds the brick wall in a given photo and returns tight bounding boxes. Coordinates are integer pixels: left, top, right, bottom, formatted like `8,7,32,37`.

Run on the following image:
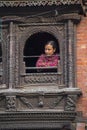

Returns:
76,16,87,117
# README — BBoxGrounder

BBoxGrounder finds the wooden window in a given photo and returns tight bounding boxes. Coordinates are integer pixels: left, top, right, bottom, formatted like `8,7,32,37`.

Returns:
23,32,60,73
22,32,62,85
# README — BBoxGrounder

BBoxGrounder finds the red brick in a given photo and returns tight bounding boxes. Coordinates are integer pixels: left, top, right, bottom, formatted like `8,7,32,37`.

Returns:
77,17,87,117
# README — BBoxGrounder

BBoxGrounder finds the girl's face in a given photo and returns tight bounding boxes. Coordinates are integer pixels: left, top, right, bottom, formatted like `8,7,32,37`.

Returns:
45,44,55,56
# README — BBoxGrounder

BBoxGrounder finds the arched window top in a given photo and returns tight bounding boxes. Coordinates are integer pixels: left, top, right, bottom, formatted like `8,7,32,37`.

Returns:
23,31,60,73
24,31,60,55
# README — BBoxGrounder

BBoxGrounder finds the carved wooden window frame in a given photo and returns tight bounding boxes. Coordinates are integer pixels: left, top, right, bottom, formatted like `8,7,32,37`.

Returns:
0,19,76,89
17,24,64,87
16,19,76,88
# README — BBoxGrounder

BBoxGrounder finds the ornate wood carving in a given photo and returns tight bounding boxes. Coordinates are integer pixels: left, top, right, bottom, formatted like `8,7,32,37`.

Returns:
0,111,76,129
15,24,20,87
50,96,65,109
21,73,62,85
63,20,76,88
6,96,16,111
18,94,79,111
0,96,5,111
9,22,15,88
1,25,9,86
19,97,33,109
67,20,75,88
17,24,64,87
17,94,65,110
38,93,44,108
63,23,68,86
0,88,81,112
0,0,82,7
0,1,84,129
0,10,82,105
1,15,81,90
0,88,82,113
65,95,78,111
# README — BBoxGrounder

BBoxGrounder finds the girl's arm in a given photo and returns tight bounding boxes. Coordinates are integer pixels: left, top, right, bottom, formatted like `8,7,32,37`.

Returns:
50,55,59,67
36,54,45,67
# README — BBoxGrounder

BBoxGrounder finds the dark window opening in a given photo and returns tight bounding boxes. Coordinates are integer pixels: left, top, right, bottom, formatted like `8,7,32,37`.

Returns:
23,32,60,73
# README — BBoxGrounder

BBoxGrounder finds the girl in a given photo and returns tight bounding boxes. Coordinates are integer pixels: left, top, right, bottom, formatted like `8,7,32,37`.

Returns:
36,41,59,70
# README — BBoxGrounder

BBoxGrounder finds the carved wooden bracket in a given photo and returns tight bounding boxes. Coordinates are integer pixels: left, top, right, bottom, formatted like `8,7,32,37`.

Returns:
65,95,78,111
6,95,16,111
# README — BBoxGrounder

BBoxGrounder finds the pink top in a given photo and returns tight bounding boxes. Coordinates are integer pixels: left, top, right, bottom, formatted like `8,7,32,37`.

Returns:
36,54,58,67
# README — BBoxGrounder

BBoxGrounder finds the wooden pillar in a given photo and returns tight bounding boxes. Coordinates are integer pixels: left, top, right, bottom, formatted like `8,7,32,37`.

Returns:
9,22,15,88
67,20,75,88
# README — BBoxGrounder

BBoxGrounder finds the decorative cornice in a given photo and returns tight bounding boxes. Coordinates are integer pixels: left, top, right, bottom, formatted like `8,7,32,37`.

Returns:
0,111,77,121
0,0,82,7
0,111,75,129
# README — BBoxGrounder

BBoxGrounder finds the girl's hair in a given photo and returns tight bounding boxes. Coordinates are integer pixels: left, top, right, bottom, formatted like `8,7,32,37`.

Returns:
45,40,57,50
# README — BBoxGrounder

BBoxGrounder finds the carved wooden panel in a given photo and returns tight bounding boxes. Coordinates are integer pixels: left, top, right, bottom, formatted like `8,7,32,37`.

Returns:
6,96,16,111
0,25,9,86
20,73,62,86
65,95,78,111
0,96,5,111
0,0,82,7
17,94,65,110
0,89,80,112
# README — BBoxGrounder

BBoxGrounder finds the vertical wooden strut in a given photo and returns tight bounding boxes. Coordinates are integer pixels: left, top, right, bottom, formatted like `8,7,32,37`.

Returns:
67,20,74,88
9,22,15,89
0,18,2,42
